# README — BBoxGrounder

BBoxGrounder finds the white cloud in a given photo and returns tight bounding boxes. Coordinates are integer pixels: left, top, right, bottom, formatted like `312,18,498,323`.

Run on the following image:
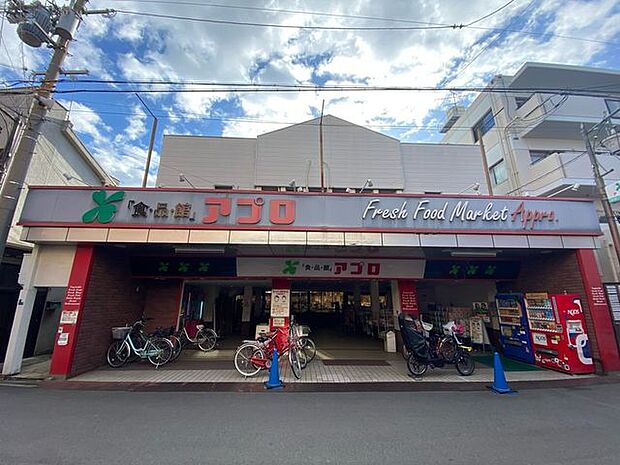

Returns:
2,0,617,185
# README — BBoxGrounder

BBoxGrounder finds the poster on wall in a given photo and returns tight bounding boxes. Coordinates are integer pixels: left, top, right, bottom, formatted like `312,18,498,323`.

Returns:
470,317,490,345
399,280,419,315
270,289,290,317
472,302,490,323
59,310,79,325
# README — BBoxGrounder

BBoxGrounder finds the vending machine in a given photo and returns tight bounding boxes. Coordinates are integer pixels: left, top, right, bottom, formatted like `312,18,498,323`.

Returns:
525,293,594,374
495,293,535,364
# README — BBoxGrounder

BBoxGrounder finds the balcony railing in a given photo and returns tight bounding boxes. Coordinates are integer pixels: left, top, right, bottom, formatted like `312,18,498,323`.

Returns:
524,151,620,194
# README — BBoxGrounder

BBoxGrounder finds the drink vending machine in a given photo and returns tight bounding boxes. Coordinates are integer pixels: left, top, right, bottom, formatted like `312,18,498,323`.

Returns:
524,293,594,374
495,293,535,364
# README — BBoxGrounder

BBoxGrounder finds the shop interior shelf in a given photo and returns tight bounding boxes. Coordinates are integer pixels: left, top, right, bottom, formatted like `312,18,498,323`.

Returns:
528,316,556,321
527,306,553,310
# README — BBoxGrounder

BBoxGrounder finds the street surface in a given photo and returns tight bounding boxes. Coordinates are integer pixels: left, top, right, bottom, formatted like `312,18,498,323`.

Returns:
1,383,619,465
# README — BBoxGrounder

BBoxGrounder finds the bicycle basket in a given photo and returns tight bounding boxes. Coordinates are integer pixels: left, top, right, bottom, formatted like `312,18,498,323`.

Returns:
111,326,131,340
295,325,310,337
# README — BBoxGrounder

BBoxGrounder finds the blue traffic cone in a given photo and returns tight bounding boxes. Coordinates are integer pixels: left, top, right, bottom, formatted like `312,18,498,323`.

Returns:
488,352,516,394
264,348,284,390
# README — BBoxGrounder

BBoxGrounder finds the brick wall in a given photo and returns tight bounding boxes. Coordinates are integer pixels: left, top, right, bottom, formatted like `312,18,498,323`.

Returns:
498,250,601,366
142,280,182,334
70,248,144,377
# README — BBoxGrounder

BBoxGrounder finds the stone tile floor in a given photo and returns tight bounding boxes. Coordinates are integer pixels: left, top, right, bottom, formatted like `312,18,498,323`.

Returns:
70,348,581,385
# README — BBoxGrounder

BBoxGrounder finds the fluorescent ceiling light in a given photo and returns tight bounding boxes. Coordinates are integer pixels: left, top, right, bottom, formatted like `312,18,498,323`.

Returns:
450,251,497,258
174,247,225,254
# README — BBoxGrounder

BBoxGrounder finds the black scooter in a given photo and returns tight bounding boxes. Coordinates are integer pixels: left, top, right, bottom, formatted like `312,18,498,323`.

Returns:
398,313,475,377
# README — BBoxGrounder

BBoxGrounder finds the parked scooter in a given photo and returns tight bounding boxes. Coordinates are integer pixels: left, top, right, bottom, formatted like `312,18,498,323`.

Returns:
398,313,475,377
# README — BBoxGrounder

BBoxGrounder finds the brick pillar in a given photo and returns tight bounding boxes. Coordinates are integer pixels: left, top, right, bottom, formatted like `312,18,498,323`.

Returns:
49,245,95,378
576,249,620,372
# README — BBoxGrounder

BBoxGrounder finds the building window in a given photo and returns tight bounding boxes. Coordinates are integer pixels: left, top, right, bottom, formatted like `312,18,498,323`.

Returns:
515,95,531,109
472,110,495,142
258,186,280,191
606,99,620,117
529,150,559,164
214,185,233,190
490,160,508,185
424,191,441,195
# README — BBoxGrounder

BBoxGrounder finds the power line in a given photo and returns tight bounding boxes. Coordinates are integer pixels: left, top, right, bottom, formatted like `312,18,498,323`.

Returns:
454,1,536,76
465,0,519,27
108,6,620,47
114,9,454,31
2,83,618,99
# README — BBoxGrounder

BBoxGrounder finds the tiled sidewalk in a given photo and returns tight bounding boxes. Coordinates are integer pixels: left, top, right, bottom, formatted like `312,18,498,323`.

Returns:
70,356,580,385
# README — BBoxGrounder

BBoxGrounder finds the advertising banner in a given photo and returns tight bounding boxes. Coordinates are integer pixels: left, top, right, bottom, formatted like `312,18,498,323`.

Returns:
20,188,601,235
398,280,419,315
237,257,426,279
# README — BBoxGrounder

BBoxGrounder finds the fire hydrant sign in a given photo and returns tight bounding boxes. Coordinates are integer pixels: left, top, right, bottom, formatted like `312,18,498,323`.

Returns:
270,289,290,317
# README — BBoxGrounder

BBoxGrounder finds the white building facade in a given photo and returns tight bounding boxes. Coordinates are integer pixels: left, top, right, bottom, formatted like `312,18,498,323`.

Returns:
0,92,116,364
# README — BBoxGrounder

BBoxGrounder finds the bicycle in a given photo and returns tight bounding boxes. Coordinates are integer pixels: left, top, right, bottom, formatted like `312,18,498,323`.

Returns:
170,323,218,360
106,317,174,368
234,325,306,379
293,323,316,363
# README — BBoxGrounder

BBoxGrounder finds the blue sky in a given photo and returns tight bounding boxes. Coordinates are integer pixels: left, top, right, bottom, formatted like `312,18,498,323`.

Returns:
1,0,619,185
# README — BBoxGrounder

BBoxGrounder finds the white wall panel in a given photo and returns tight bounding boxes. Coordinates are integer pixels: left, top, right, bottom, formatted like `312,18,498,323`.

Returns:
401,143,486,194
157,135,256,188
33,245,76,287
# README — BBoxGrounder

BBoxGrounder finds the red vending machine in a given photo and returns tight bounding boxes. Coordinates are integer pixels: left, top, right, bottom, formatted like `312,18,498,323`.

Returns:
524,293,594,374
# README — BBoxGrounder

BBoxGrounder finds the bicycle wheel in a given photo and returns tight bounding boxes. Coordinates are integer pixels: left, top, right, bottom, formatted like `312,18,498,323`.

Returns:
300,337,316,363
455,352,476,376
298,347,308,370
439,337,457,363
234,344,265,377
168,335,183,362
406,355,428,376
106,340,129,368
289,348,302,379
147,337,173,367
197,328,217,352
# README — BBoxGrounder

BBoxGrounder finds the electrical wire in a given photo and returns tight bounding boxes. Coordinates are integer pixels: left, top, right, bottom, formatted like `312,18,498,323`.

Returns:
104,0,620,47
114,9,455,31
454,0,536,77
465,0,519,27
106,5,620,46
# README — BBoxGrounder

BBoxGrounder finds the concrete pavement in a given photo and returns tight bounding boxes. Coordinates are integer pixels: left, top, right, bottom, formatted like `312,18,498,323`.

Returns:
1,383,620,465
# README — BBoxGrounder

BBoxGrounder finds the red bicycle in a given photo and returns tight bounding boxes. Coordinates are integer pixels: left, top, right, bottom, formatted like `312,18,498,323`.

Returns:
234,325,306,379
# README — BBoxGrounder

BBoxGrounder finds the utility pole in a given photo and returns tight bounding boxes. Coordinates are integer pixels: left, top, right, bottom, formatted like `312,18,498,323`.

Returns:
319,100,325,192
0,0,90,261
581,122,620,267
476,127,494,195
135,93,158,188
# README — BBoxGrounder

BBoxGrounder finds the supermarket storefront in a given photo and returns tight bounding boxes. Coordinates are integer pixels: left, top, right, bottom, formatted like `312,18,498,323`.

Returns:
3,186,620,378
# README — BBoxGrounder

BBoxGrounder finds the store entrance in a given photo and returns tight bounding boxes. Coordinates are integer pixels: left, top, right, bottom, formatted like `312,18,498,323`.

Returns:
284,280,393,351
180,281,271,343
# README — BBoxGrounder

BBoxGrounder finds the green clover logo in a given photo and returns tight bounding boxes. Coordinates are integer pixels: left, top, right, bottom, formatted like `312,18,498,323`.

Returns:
466,265,479,276
449,264,461,276
198,262,210,272
282,260,299,275
82,190,125,224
